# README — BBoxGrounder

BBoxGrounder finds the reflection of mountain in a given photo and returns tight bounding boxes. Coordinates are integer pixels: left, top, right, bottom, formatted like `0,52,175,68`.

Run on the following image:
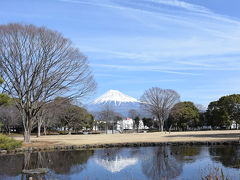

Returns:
95,156,138,173
94,148,138,173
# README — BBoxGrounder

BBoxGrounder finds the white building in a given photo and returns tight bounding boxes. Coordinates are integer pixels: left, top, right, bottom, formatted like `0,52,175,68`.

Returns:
116,118,147,132
231,121,240,129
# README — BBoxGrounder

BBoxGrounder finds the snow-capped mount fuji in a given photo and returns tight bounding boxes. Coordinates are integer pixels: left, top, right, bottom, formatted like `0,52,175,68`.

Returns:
87,90,141,117
92,89,139,105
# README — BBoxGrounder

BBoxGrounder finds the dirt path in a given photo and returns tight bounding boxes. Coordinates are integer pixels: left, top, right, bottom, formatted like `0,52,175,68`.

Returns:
13,130,240,148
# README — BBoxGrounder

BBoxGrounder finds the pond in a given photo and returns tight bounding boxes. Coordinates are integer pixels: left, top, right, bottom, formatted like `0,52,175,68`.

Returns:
0,145,240,180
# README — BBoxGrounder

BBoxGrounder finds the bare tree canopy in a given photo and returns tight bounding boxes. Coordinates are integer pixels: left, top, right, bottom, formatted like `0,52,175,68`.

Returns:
128,109,139,119
0,23,96,142
96,104,121,134
140,87,180,132
128,109,139,130
0,105,21,134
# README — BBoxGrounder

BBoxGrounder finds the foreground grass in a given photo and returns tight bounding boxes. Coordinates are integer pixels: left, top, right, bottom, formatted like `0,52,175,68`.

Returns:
0,134,22,150
201,166,233,180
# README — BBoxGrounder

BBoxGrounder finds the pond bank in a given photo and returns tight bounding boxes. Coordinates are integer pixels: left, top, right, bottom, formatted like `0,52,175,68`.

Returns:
2,130,240,154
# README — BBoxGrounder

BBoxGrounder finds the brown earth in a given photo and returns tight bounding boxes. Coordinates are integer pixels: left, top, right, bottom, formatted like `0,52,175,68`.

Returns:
13,130,240,148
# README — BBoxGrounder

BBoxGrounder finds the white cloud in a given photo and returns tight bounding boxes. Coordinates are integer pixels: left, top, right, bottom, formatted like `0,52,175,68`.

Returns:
91,63,201,76
150,0,210,13
58,0,240,105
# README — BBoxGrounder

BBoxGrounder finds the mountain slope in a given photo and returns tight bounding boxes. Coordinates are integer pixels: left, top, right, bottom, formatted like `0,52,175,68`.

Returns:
92,89,139,105
87,89,141,117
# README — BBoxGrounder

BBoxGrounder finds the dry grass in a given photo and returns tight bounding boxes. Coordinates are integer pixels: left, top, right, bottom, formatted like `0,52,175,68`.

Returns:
12,130,240,148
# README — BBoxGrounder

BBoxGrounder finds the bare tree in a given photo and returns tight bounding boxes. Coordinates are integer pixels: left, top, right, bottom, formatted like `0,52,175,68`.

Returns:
0,23,96,142
35,102,48,137
134,116,140,132
128,109,138,119
0,105,21,134
97,105,117,134
38,97,72,135
140,87,180,132
128,109,139,130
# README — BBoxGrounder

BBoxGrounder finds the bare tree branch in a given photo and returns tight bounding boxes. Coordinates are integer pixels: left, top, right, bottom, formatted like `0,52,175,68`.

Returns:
140,87,180,132
0,23,96,142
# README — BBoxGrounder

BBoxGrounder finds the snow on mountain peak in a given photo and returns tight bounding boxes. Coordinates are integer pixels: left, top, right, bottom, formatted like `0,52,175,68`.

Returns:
92,89,139,105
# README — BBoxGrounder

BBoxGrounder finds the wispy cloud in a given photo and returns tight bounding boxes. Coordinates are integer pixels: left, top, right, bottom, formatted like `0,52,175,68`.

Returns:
57,0,240,105
149,0,210,13
91,64,201,76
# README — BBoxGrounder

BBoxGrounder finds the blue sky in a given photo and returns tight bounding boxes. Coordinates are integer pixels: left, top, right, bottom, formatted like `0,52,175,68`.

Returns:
1,0,240,107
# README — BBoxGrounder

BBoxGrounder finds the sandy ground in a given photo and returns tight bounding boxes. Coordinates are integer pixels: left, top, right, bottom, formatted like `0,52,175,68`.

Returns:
13,130,240,147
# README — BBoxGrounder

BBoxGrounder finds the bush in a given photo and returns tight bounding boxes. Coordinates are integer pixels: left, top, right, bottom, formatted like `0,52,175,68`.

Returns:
59,131,68,135
0,134,22,150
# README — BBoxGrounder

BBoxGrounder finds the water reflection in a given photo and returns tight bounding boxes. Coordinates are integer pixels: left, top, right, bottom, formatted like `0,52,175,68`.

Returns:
0,150,94,180
170,145,201,163
0,145,239,180
94,148,138,173
93,146,201,179
141,146,183,180
0,153,23,177
209,145,240,169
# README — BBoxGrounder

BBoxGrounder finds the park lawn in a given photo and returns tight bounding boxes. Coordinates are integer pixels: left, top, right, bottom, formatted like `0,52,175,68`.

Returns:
13,130,240,148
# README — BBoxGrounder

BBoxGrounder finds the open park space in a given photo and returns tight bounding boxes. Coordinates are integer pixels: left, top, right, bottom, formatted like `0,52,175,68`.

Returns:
13,130,240,148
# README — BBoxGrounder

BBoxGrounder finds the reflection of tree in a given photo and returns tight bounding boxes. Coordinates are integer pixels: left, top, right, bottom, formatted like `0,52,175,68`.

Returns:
48,150,94,174
170,146,201,163
209,146,240,169
0,154,23,177
95,148,123,161
141,146,183,180
0,150,94,179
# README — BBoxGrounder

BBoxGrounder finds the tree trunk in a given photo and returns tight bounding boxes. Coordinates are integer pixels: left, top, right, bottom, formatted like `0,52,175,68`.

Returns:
160,123,164,132
112,122,114,134
159,118,164,132
105,122,108,134
43,124,47,136
22,112,33,142
158,119,163,132
24,130,31,142
37,122,41,137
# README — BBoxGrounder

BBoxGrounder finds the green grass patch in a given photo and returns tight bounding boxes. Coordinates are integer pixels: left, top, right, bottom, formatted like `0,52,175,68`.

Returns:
0,134,22,150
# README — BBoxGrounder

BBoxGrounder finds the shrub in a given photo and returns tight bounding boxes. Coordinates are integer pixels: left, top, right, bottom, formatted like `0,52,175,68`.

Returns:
201,166,230,180
0,134,22,150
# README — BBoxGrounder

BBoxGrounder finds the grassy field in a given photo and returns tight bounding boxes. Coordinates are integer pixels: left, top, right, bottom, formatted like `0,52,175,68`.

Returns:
12,130,240,148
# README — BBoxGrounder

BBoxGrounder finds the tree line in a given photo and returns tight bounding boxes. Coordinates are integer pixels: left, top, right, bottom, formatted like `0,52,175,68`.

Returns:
0,96,94,136
131,87,240,131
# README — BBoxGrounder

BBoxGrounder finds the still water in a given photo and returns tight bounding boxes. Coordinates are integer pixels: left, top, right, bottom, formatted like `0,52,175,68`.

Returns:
0,145,240,180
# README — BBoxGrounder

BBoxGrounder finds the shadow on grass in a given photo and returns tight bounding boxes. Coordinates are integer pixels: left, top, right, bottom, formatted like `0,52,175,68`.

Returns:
167,133,240,139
